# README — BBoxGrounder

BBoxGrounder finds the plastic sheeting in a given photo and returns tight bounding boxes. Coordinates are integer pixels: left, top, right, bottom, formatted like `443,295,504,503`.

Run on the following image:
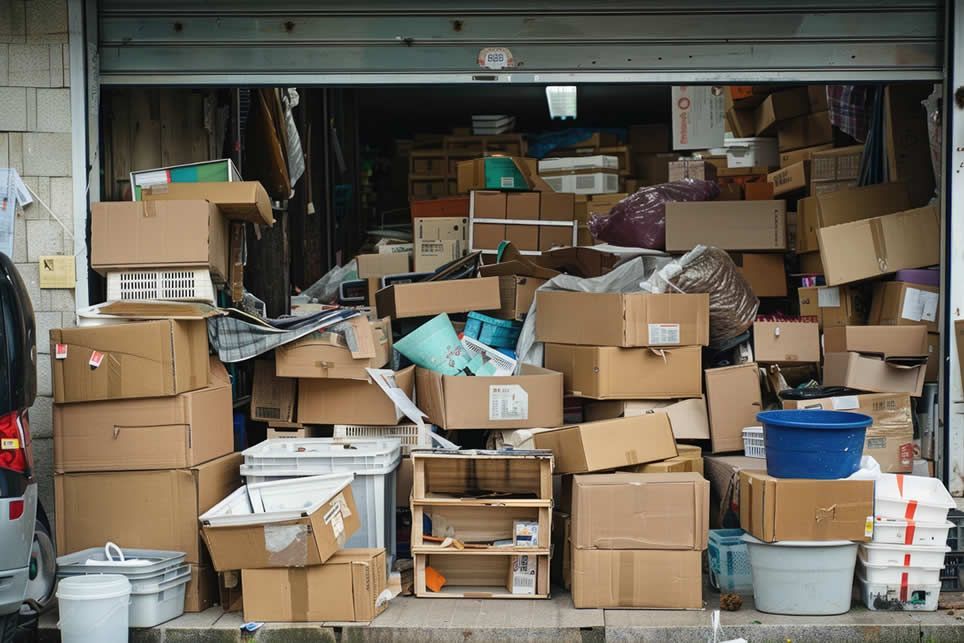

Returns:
588,179,720,250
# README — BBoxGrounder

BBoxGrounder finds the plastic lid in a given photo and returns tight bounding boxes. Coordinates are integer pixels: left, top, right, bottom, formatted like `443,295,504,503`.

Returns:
742,534,856,548
56,574,131,601
756,409,873,430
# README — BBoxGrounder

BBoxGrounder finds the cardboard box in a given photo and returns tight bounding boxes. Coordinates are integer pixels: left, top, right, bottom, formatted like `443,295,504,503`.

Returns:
545,344,702,399
668,160,718,182
275,317,392,380
754,87,811,134
778,111,833,151
376,277,501,319
818,204,940,286
410,196,470,219
783,393,913,473
357,252,410,279
140,181,273,227
54,358,233,473
91,200,229,281
796,181,911,253
506,223,540,251
779,143,834,168
414,239,463,273
250,360,296,423
798,251,824,274
704,364,762,453
416,365,563,430
494,275,546,321
535,292,710,348
397,457,413,507
241,549,386,622
732,253,787,297
131,159,241,200
471,191,507,218
539,226,574,252
298,366,415,425
739,472,874,542
583,398,710,441
184,564,218,613
265,426,323,439
414,217,469,243
811,145,864,183
869,281,940,334
743,182,775,201
540,191,575,221
798,286,866,329
664,201,787,252
50,319,209,404
823,352,925,396
725,105,757,138
457,157,546,193
571,473,708,550
752,319,820,363
767,161,810,196
572,549,702,609
506,192,541,221
55,453,241,563
672,86,725,150
823,325,929,357
472,222,507,251
201,482,360,572
927,332,939,381
532,414,677,475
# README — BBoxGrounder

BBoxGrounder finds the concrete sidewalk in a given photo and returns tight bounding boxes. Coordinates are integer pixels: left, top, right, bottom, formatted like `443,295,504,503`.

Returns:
27,591,964,642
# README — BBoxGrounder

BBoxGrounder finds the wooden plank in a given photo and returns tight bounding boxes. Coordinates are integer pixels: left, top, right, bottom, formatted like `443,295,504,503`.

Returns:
412,498,551,508
412,458,426,500
411,547,550,556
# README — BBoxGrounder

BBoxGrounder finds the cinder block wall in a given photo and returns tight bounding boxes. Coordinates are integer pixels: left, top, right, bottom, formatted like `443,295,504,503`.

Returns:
1,0,75,534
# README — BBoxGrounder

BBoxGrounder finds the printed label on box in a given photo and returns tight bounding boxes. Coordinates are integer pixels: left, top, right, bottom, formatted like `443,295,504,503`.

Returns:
901,287,939,322
500,177,516,189
830,396,860,411
648,323,681,345
489,385,528,421
55,344,68,360
323,503,345,540
865,516,874,538
818,287,841,308
88,351,105,369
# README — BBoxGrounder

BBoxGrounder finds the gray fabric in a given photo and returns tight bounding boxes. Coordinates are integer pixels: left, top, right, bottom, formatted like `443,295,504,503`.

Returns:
208,309,360,363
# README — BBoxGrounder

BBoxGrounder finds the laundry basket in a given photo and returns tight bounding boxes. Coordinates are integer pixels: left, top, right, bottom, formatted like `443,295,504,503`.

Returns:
742,427,765,459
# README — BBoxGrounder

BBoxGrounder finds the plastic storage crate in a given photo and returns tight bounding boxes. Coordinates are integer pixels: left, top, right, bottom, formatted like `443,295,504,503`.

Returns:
106,269,216,304
941,551,963,591
947,509,964,551
332,423,435,455
463,312,522,349
240,438,402,563
742,427,765,459
707,529,753,593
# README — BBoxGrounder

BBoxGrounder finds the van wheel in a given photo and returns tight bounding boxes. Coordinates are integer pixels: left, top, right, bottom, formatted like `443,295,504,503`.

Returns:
0,613,18,643
22,503,56,618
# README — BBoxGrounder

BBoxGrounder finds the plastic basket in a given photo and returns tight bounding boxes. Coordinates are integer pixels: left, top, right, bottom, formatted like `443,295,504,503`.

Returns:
742,427,765,459
858,573,940,611
463,312,522,349
942,551,963,591
947,509,964,551
875,474,956,524
106,269,216,304
333,424,435,455
707,529,753,593
859,542,950,569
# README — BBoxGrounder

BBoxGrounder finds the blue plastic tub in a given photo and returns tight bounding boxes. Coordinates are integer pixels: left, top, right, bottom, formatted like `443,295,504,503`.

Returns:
757,409,872,479
463,312,522,349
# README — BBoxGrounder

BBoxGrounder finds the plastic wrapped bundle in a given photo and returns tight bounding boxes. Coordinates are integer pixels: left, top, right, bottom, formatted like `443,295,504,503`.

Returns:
588,179,720,249
642,246,759,345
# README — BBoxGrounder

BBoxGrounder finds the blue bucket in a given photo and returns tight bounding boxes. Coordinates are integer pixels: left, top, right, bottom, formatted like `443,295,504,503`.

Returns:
757,409,872,479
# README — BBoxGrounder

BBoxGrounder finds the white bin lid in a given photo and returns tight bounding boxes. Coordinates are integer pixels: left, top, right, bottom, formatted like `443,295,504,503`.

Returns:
242,437,402,459
742,534,855,548
56,574,131,601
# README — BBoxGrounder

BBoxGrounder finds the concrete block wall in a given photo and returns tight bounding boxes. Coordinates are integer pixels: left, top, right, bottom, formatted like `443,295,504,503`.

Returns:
2,0,73,533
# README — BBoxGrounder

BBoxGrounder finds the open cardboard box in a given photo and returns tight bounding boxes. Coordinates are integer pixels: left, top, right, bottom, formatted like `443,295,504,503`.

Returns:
140,181,274,226
275,317,392,380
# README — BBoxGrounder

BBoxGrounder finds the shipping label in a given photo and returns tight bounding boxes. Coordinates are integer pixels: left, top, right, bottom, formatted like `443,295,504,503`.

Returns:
489,385,528,421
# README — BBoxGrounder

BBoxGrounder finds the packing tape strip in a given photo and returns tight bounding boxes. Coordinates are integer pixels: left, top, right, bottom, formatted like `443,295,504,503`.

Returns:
870,218,888,273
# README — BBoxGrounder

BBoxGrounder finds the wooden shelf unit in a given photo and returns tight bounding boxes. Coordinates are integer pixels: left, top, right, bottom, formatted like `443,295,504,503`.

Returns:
407,134,528,199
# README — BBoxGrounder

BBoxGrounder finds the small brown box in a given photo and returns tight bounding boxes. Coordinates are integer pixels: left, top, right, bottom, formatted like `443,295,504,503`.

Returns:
745,182,775,201
540,192,576,221
539,226,574,252
507,224,540,251
472,223,506,251
472,191,507,219
506,192,541,221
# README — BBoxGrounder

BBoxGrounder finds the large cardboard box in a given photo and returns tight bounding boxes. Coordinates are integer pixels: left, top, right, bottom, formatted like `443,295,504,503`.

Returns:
583,398,710,440
817,204,940,286
356,252,410,279
250,360,296,423
416,365,563,430
298,366,415,425
572,473,708,550
50,319,209,404
823,352,926,397
664,201,787,252
55,453,242,563
241,549,387,622
493,275,546,321
752,319,820,363
201,483,360,571
414,239,463,273
414,217,469,243
376,277,501,319
754,87,811,134
532,414,677,475
704,364,762,453
544,344,702,399
777,111,833,151
869,281,940,334
54,358,233,473
140,181,273,226
506,192,541,221
732,253,787,298
275,318,392,380
783,393,913,473
798,286,866,329
471,191,507,218
535,292,710,347
739,472,874,542
91,200,229,280
823,325,929,357
572,549,702,609
796,181,910,253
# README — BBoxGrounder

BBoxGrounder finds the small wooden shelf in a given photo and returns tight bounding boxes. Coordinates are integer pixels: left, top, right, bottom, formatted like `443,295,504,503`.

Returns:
414,551,550,599
412,546,550,556
412,497,552,508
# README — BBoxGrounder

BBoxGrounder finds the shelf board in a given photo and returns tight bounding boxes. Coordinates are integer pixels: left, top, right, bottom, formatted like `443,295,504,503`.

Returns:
412,497,551,508
416,585,548,599
412,546,550,556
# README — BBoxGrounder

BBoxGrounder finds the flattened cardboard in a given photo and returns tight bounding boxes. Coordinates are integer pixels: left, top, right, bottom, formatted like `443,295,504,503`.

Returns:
55,453,241,563
731,253,787,298
494,275,545,321
54,358,233,473
357,252,410,279
184,564,218,613
796,181,910,253
415,365,563,430
50,319,209,404
544,344,702,399
798,286,866,329
91,200,229,280
141,181,274,226
571,549,702,609
376,277,501,319
532,414,677,474
739,472,874,542
536,292,710,348
572,473,708,550
869,281,940,334
274,318,392,380
822,352,926,397
664,201,787,252
823,325,929,358
704,364,763,453
241,549,387,622
298,366,415,425
583,398,710,440
250,360,296,423
752,319,820,363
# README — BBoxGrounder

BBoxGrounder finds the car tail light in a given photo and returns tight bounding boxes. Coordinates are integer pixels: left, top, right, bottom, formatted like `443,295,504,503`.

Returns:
8,499,24,520
0,411,30,475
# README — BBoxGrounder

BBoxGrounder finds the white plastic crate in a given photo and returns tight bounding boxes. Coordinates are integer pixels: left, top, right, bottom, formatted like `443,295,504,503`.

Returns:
106,269,216,305
708,136,779,169
875,473,956,524
858,551,943,586
333,424,435,455
201,473,354,527
742,426,766,459
860,542,950,569
858,573,941,611
872,519,954,547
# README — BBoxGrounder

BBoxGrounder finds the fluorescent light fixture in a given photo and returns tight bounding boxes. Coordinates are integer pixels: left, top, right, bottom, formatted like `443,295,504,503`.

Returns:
546,86,577,120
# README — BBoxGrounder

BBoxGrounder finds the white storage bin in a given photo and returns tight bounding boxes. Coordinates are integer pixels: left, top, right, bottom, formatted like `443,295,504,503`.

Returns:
57,546,186,580
106,269,216,304
128,565,191,627
708,136,779,169
858,551,943,586
860,542,950,569
742,426,765,459
201,473,354,526
872,519,953,546
333,423,435,455
858,573,941,611
874,473,956,524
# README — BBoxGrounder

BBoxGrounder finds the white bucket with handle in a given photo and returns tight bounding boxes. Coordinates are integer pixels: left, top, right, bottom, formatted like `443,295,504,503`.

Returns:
57,574,130,643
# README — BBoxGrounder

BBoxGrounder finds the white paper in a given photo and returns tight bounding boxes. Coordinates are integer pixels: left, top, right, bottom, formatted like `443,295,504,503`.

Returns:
830,396,860,411
489,385,528,421
817,286,841,308
366,367,429,428
901,287,938,323
671,86,725,150
648,323,680,345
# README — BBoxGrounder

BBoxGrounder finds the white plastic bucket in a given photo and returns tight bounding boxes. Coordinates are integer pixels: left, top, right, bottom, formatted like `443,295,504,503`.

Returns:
57,574,131,643
742,534,858,615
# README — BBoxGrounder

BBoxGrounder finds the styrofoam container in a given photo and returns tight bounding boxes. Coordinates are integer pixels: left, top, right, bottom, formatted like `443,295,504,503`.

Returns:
742,534,858,615
858,573,941,611
872,519,953,546
127,565,191,627
874,473,956,524
200,473,354,527
860,542,950,569
708,136,779,168
858,551,943,585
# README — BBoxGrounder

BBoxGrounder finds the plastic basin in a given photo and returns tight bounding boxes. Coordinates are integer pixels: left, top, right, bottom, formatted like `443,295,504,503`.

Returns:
758,409,872,479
